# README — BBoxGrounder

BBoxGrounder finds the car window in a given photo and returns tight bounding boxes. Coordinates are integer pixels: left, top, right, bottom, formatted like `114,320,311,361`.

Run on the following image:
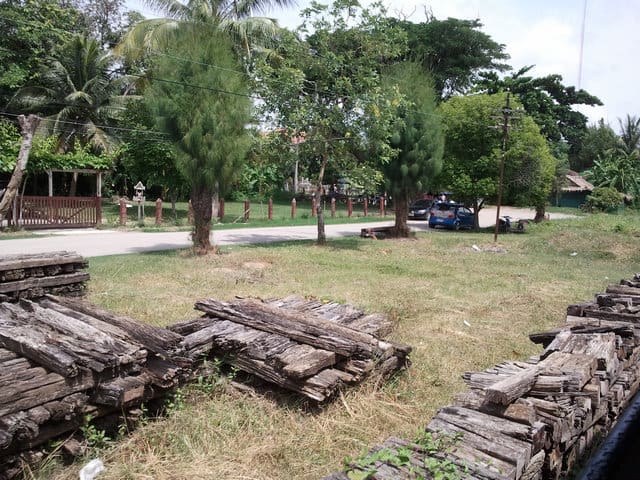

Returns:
411,199,431,208
436,204,455,211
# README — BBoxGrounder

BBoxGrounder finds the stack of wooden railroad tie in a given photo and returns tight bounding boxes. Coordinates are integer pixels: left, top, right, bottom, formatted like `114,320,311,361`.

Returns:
168,296,412,403
0,252,89,301
0,251,411,478
0,295,188,479
325,273,640,480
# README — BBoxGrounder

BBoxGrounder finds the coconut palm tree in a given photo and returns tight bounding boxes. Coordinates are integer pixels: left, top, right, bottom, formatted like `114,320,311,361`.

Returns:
11,34,133,154
118,0,296,62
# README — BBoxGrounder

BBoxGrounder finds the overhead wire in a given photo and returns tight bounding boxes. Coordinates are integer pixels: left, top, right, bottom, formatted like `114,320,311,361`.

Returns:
0,11,511,140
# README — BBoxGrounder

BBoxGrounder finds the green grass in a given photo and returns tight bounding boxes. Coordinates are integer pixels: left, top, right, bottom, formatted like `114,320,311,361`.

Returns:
99,198,387,231
32,212,640,480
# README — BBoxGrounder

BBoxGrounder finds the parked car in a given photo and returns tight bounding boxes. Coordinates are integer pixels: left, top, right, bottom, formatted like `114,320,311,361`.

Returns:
428,202,475,230
408,198,435,220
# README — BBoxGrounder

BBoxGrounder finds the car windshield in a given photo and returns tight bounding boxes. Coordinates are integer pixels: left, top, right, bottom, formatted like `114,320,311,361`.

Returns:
435,203,456,211
411,199,431,208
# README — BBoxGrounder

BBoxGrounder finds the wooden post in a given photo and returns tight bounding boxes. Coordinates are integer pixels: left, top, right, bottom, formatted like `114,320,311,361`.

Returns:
219,198,225,220
347,197,353,218
363,197,368,217
291,198,297,219
311,197,316,217
379,195,385,217
119,199,127,226
95,197,102,226
244,199,250,222
188,200,194,224
268,198,273,220
331,197,336,218
155,198,162,225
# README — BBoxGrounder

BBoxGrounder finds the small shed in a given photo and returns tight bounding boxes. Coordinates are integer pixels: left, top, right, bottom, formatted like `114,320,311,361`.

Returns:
554,171,594,208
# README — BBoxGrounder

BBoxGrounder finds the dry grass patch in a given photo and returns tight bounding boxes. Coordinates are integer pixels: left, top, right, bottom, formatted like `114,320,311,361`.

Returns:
35,213,640,479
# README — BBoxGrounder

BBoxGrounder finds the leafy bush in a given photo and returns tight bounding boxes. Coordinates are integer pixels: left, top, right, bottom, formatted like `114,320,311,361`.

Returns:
583,187,624,212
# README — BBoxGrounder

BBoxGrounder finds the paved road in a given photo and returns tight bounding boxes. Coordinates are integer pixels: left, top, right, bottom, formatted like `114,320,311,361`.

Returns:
0,207,574,258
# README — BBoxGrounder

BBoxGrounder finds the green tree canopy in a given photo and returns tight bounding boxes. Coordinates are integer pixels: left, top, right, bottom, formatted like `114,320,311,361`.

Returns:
575,119,619,172
477,66,602,167
256,0,406,243
437,93,556,228
393,16,510,100
0,0,86,109
145,27,252,251
10,34,134,154
118,0,295,63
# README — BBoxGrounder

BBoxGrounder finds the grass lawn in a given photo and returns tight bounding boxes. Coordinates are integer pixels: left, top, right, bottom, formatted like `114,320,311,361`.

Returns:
36,212,640,480
100,198,385,230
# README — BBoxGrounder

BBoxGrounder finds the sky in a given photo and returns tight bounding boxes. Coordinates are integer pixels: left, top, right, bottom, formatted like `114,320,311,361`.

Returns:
126,0,639,131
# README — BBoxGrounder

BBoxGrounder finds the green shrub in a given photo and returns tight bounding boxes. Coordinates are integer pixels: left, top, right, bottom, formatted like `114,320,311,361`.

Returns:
584,187,624,212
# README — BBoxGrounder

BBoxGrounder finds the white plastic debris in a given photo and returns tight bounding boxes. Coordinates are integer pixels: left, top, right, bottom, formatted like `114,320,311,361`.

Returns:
570,252,578,256
463,320,471,327
79,459,104,480
471,244,481,252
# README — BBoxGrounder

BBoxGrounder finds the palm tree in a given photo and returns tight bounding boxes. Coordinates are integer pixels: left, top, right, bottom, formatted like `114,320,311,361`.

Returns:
11,34,133,154
118,0,296,61
618,114,640,156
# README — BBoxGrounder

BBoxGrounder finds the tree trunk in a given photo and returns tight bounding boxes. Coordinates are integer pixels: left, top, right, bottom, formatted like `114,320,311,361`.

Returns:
316,155,327,245
190,186,214,253
534,203,546,223
393,191,410,237
0,115,40,223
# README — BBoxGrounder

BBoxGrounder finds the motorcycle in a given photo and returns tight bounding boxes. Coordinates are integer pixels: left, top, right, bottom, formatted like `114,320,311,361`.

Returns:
498,215,528,233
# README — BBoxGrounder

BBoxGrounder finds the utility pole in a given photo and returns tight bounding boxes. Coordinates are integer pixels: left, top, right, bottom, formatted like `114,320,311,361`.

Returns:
494,92,511,242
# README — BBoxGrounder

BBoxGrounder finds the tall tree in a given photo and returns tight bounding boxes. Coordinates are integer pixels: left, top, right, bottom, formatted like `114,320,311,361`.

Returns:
617,114,640,156
118,0,295,62
575,119,619,172
256,1,406,244
381,62,443,237
394,16,510,100
78,0,127,48
477,66,602,168
10,34,134,154
145,28,252,252
0,0,86,109
437,93,555,229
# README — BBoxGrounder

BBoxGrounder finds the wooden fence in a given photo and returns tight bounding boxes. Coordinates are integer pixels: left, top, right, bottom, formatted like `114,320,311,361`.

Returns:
8,196,101,229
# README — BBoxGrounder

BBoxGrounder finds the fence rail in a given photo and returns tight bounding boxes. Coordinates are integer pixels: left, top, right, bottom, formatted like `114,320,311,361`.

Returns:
9,196,101,229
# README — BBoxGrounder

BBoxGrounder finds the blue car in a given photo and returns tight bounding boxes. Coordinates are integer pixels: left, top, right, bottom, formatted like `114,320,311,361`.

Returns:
428,202,475,230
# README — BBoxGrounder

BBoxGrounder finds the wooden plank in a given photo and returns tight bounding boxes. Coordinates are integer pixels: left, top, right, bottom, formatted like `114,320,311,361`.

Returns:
427,417,530,478
0,272,89,294
0,252,87,272
92,376,146,406
270,344,336,379
194,298,403,359
606,284,640,297
0,300,146,376
485,366,539,405
435,406,546,449
46,295,183,357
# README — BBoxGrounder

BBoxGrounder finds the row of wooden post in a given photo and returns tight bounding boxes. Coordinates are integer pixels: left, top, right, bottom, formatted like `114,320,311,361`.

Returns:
119,197,386,225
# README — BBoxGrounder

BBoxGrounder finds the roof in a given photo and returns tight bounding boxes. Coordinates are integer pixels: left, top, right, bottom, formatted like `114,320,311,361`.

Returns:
562,173,594,192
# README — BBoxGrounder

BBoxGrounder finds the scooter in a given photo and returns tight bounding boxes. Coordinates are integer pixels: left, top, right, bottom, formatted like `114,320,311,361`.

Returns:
499,215,528,233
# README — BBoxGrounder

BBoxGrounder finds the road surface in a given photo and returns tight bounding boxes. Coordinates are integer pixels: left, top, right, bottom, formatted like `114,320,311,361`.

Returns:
0,207,574,258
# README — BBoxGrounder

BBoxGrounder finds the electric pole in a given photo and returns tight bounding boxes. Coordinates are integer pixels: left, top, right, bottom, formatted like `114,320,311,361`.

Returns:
493,92,518,242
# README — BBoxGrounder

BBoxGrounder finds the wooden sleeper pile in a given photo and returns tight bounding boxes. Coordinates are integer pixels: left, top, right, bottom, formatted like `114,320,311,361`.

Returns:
168,296,411,402
0,252,89,301
325,273,640,480
0,295,187,479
